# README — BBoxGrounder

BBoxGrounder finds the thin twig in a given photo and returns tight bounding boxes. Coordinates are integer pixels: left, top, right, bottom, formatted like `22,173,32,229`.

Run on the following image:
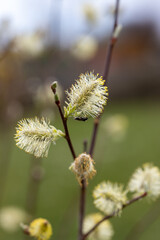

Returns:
82,192,147,240
80,1,121,238
78,141,88,240
52,85,84,240
89,0,120,157
89,118,99,157
103,0,120,82
78,179,86,240
78,140,88,240
55,100,76,159
125,197,160,240
51,84,76,159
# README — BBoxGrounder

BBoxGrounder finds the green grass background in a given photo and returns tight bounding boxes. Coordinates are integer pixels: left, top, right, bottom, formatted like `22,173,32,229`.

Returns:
0,100,160,240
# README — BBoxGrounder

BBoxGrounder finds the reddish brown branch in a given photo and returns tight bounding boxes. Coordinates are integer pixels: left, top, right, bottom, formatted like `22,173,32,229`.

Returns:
55,100,76,160
51,84,76,160
103,0,120,82
89,118,99,157
78,179,86,240
89,0,120,157
82,192,147,240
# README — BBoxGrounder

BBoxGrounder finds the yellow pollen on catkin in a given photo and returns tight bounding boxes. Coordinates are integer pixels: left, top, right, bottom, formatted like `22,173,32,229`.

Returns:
93,181,127,215
128,163,160,200
15,117,65,158
29,218,52,240
64,72,108,119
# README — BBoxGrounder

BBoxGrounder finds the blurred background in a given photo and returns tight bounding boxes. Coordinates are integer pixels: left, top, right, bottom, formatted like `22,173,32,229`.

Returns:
0,0,160,239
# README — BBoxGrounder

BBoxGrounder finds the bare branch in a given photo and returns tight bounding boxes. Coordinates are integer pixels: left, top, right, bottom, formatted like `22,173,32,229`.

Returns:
83,192,147,239
89,0,121,157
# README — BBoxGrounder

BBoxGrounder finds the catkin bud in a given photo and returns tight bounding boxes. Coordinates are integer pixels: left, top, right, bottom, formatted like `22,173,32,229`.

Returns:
69,153,96,185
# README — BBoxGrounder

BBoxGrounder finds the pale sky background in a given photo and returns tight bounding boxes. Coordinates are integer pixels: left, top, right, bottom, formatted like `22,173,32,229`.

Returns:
0,0,160,46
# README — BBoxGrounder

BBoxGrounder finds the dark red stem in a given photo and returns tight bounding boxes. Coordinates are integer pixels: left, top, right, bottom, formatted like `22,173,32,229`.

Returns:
78,179,86,240
82,192,147,240
89,0,120,157
56,100,76,160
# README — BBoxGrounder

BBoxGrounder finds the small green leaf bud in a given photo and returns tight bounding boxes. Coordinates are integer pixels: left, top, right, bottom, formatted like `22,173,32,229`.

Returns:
51,81,57,94
54,93,59,103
